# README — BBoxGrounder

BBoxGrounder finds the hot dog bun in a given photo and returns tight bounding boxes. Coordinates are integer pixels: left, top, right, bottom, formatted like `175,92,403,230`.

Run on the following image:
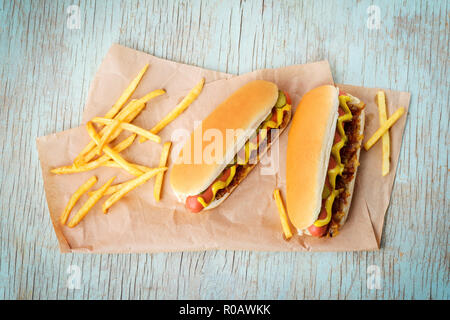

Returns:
286,85,340,230
170,80,279,201
286,86,365,236
202,111,291,211
302,97,365,236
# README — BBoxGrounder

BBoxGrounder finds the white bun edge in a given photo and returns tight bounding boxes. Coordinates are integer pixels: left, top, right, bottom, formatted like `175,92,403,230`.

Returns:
172,108,273,202
312,87,340,221
298,93,365,235
175,109,291,209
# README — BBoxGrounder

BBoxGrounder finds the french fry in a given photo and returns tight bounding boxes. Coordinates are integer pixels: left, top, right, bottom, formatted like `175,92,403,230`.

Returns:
104,64,149,119
87,163,160,196
51,134,137,174
67,176,116,228
139,78,204,142
91,117,161,143
60,176,97,225
111,133,138,153
364,107,405,151
91,182,126,197
82,90,165,162
154,142,171,201
113,89,166,124
73,99,140,166
273,189,293,240
102,160,154,173
102,167,167,213
96,119,122,155
74,89,165,166
78,100,144,165
377,91,390,176
86,122,144,176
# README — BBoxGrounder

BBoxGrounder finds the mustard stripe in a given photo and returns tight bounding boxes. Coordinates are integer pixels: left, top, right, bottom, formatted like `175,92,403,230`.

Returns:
237,104,291,164
313,95,353,228
197,165,237,208
199,103,291,209
313,189,340,227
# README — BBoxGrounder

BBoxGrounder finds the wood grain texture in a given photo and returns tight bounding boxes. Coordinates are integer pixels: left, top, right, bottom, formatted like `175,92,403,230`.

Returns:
0,0,448,299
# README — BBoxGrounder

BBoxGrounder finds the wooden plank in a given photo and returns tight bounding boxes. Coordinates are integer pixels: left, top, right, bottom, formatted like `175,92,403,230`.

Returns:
0,0,448,299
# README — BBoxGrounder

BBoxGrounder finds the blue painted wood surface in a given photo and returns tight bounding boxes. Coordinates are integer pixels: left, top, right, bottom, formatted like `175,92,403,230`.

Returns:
0,0,448,299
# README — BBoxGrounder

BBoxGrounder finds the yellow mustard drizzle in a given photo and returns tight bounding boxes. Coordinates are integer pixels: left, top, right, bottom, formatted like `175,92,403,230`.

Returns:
331,140,346,166
313,189,340,227
332,96,352,164
261,104,291,130
327,165,343,190
337,96,352,136
236,143,251,165
313,96,352,227
237,104,291,164
197,165,237,208
199,103,292,208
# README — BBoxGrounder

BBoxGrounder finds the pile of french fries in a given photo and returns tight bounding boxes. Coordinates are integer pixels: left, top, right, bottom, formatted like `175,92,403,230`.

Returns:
53,64,205,228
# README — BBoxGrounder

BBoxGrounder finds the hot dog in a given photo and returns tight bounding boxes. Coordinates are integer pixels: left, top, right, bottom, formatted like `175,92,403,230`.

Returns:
170,80,292,213
286,85,365,237
185,167,233,213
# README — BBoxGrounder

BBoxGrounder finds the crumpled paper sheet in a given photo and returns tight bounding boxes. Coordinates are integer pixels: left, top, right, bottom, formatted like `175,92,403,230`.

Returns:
36,44,410,253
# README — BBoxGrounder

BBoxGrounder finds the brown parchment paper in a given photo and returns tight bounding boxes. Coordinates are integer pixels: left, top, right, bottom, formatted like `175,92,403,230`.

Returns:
36,44,410,253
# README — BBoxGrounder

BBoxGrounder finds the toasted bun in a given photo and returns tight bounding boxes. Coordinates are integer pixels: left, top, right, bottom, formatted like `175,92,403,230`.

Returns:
299,103,365,237
203,110,291,210
171,80,279,199
286,85,339,230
